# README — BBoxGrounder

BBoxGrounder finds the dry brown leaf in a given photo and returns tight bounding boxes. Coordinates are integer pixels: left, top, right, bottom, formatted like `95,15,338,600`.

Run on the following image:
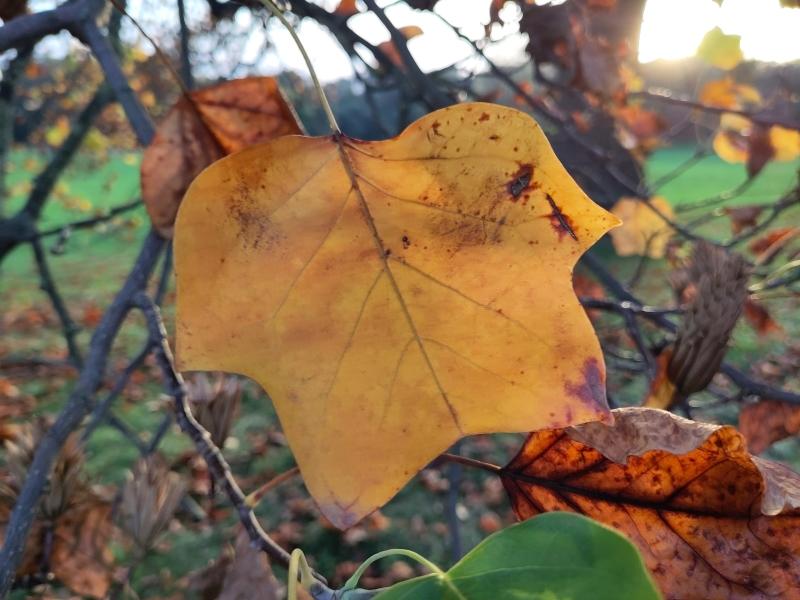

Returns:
49,497,116,599
141,76,302,237
740,400,800,454
743,298,783,337
609,196,674,258
723,204,763,234
748,227,800,264
218,531,283,600
503,407,800,600
175,102,619,528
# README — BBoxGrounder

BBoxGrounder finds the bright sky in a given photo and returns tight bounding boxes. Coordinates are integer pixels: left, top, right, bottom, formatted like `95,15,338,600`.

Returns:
13,0,800,83
252,0,800,82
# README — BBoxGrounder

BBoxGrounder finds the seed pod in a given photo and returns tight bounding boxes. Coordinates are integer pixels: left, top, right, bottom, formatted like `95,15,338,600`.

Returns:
187,373,242,449
119,454,186,550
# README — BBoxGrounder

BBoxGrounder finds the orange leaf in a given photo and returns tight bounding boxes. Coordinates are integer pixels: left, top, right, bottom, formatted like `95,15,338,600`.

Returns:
699,77,761,110
748,227,800,262
743,298,783,337
376,26,424,68
141,77,302,237
334,0,358,17
175,103,619,528
503,407,800,599
740,400,800,454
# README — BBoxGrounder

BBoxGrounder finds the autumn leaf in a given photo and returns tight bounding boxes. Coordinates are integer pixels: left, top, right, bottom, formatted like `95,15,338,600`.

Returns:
748,226,800,264
713,114,799,174
770,125,800,161
723,204,763,234
377,26,424,68
141,76,302,237
696,27,744,70
698,77,761,110
609,196,674,258
503,407,800,600
740,400,800,454
613,104,666,155
175,103,619,528
743,298,783,337
334,0,358,17
49,498,116,599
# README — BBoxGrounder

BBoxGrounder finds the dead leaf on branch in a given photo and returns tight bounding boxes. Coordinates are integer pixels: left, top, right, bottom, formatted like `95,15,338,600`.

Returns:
740,400,800,454
141,76,302,237
503,407,800,600
0,424,116,598
175,102,619,528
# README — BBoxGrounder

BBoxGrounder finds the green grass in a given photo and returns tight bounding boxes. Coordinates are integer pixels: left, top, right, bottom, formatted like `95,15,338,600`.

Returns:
646,145,799,207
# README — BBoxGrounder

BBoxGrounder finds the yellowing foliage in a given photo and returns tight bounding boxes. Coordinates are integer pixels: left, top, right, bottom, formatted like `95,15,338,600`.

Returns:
696,27,744,71
175,103,619,528
699,77,761,110
609,196,674,258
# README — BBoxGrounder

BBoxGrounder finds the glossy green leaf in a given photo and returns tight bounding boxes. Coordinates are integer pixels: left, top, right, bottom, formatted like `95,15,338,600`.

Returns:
373,512,660,600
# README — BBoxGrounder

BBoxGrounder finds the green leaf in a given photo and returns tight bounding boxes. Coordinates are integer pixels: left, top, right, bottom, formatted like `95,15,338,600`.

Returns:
374,512,661,600
696,27,743,70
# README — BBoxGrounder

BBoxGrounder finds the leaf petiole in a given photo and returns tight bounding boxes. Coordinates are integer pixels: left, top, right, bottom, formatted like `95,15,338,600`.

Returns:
257,0,340,134
342,549,444,592
288,548,316,600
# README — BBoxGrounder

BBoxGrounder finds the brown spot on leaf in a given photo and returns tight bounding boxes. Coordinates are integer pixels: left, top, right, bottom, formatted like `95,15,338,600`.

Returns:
564,357,605,409
507,164,533,199
546,193,578,240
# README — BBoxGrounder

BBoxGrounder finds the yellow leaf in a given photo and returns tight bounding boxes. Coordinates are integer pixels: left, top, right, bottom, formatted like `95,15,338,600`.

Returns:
698,77,761,109
770,126,800,161
696,27,743,70
175,103,619,528
609,196,674,258
45,116,70,147
713,112,751,163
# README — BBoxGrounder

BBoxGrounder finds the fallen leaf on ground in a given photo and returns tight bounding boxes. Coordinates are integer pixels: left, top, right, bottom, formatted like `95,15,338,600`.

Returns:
503,407,800,599
739,400,800,454
49,497,116,599
141,76,302,237
175,102,619,528
609,196,674,258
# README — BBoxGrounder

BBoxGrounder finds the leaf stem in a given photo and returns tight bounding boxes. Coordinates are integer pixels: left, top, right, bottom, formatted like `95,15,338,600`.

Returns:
439,453,503,474
244,466,300,509
342,549,444,592
287,548,315,600
258,0,340,134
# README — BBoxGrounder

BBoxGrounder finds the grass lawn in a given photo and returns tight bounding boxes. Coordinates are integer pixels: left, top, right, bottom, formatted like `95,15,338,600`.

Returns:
0,144,798,595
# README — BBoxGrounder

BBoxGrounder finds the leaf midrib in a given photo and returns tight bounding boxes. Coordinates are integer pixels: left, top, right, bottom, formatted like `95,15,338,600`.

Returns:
335,137,463,433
